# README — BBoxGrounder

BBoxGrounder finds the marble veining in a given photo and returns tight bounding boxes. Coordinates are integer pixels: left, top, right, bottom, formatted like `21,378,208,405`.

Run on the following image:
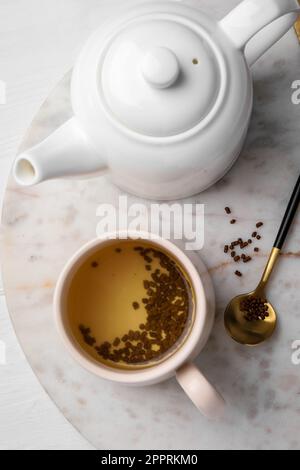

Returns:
1,0,300,450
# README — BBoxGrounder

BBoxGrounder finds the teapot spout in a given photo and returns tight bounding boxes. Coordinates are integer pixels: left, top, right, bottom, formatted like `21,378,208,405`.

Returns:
13,118,107,186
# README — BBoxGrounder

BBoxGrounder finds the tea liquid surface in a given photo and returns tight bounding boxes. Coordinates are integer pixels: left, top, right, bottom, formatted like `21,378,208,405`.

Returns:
67,240,195,369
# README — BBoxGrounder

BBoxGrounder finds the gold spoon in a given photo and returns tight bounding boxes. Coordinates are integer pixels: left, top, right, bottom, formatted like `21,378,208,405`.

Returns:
225,175,300,346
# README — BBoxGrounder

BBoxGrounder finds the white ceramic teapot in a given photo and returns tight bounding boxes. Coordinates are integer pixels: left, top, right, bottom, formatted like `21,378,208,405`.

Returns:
14,0,299,200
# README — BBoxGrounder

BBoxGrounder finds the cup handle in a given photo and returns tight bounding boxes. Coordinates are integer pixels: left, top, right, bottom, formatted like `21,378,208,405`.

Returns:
176,362,225,419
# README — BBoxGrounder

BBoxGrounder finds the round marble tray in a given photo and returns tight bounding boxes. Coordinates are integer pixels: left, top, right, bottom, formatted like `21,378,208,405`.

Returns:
1,7,300,451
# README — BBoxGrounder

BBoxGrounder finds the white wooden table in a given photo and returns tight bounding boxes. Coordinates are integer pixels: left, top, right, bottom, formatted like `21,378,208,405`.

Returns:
0,0,114,450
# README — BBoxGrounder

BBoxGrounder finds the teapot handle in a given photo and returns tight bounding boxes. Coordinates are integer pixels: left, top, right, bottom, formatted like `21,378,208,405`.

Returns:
219,0,299,66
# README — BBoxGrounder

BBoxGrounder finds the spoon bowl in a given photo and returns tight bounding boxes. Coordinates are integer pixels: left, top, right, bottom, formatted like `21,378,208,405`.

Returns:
224,291,277,346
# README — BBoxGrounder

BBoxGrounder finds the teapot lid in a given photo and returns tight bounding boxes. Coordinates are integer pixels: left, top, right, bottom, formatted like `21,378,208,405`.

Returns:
98,12,227,139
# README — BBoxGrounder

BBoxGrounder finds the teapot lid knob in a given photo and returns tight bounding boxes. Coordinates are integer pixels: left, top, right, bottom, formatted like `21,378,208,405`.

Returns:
141,47,180,89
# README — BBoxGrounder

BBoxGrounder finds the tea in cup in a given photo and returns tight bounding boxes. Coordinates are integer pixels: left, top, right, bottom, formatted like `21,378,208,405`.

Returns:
54,231,225,418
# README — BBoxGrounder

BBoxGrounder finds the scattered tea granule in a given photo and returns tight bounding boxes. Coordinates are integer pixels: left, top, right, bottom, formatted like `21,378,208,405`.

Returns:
222,213,265,277
225,207,231,214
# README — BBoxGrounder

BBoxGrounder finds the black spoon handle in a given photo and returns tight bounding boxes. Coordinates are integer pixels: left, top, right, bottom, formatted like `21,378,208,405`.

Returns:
274,175,300,250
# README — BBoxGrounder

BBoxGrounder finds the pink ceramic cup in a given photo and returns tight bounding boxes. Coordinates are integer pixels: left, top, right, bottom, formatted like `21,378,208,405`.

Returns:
54,230,225,419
